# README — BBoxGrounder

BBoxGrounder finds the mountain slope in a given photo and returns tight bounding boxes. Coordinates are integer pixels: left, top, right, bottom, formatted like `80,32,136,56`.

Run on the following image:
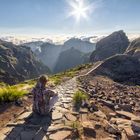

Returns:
89,54,140,85
0,40,50,85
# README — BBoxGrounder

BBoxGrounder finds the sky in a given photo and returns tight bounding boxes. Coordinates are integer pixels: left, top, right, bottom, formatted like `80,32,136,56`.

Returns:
0,0,140,37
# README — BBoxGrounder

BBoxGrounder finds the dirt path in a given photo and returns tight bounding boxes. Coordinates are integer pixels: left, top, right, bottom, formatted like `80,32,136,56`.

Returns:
0,77,79,140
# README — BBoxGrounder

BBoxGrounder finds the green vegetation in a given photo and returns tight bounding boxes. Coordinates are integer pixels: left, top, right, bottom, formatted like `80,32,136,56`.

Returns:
0,86,27,103
71,121,81,129
49,63,93,85
70,121,83,139
21,79,37,87
0,82,7,88
73,90,88,110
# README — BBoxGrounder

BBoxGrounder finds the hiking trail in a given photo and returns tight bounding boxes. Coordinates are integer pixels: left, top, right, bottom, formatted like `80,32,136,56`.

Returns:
0,77,79,140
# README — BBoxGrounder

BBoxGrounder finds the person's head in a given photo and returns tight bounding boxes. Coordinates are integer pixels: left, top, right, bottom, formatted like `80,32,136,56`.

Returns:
39,75,48,87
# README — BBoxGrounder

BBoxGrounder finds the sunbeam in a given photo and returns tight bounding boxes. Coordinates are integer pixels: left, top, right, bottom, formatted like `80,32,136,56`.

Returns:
68,0,92,22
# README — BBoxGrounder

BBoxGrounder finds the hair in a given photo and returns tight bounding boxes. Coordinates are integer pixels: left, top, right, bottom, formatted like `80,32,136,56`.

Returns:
39,75,48,85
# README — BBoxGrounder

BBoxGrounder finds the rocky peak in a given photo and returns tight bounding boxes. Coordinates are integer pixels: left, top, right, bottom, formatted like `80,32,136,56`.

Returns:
90,30,129,62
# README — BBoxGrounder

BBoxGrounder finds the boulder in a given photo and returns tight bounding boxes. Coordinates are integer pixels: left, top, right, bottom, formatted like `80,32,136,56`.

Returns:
100,99,115,109
105,123,119,134
110,118,132,126
118,104,132,112
82,121,96,138
132,121,140,133
116,111,140,120
94,110,107,119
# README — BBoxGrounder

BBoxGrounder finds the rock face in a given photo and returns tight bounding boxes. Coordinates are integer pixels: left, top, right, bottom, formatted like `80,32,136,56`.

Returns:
54,47,90,73
125,37,140,61
0,40,50,85
90,30,129,62
90,54,140,85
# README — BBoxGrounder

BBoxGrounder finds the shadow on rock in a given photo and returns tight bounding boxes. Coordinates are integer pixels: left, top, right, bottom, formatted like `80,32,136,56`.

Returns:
4,112,52,140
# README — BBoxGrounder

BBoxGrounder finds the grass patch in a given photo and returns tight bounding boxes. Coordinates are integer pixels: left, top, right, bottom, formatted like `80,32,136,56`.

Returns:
70,121,83,139
22,79,37,86
71,121,81,129
73,90,88,110
0,86,27,103
0,82,7,88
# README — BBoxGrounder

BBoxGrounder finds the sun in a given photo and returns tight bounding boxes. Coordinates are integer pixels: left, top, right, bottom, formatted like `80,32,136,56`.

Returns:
68,0,91,22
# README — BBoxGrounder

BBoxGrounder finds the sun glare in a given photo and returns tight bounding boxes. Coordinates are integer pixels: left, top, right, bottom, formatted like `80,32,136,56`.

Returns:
68,0,91,22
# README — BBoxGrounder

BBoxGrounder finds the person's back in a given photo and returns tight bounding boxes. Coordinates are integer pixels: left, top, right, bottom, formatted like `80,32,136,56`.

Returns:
32,75,58,115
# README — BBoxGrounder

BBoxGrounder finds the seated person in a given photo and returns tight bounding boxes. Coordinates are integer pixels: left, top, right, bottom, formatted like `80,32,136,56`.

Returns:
32,75,58,115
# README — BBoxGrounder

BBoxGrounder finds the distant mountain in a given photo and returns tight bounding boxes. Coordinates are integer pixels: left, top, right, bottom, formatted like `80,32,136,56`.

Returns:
27,38,95,73
64,38,95,53
0,40,50,85
90,30,129,62
54,47,90,73
125,37,140,61
38,43,63,71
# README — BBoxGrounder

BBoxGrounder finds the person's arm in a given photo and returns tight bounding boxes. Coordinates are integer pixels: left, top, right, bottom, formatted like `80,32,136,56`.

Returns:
45,89,58,97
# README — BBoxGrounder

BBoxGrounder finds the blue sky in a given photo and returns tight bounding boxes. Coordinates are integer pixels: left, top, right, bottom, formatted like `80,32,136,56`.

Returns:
0,0,139,36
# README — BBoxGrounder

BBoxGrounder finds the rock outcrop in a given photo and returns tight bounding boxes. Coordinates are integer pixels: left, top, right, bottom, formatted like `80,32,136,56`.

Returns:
125,37,140,61
0,40,50,85
90,54,140,85
90,30,129,62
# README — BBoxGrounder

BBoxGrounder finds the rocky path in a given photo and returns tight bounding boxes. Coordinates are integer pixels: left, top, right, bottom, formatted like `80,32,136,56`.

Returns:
0,77,79,140
79,75,140,139
1,74,140,140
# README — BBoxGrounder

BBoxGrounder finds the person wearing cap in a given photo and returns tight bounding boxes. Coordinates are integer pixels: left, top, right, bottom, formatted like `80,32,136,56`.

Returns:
31,75,58,115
